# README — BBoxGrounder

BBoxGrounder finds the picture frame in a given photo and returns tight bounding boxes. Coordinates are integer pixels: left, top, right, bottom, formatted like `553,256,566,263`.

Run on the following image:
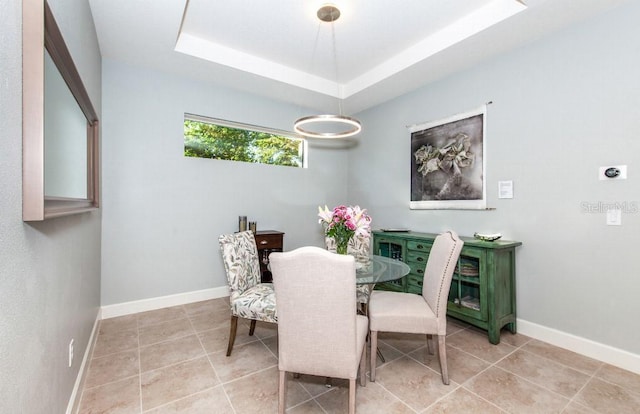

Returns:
409,105,486,210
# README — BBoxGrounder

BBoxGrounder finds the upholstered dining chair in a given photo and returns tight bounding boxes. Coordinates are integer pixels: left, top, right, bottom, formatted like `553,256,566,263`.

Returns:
218,231,277,356
368,230,463,385
269,246,368,414
326,233,371,313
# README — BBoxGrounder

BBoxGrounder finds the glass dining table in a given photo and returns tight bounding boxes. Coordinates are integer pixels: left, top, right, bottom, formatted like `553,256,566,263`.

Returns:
355,254,410,285
319,254,411,389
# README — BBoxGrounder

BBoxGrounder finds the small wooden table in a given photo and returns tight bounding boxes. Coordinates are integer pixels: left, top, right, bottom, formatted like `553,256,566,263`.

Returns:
253,230,284,283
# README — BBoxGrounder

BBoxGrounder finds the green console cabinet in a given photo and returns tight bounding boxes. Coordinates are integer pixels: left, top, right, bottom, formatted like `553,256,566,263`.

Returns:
372,230,522,344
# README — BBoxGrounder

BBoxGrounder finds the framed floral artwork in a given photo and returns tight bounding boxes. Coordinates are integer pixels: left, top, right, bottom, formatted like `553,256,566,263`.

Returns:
409,105,486,209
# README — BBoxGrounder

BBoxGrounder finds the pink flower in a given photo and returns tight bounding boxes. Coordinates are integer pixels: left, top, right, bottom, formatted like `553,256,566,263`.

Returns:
318,204,372,240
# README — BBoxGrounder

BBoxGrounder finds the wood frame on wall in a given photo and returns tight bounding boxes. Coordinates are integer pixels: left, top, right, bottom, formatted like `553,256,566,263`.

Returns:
22,0,100,221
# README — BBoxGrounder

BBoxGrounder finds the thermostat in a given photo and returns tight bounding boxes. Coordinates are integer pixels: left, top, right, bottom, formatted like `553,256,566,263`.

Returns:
605,167,620,178
599,165,627,180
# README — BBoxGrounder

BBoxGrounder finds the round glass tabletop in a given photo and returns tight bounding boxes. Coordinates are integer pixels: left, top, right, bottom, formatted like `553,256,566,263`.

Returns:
355,255,410,285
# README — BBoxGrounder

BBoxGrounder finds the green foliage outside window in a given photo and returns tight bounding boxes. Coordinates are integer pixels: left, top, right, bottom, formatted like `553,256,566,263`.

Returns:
184,118,304,168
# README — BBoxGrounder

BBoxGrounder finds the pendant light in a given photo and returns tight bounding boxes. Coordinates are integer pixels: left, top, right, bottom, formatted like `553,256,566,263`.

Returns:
293,4,362,139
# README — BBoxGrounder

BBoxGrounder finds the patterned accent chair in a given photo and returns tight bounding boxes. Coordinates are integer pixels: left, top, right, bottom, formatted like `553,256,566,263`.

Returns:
326,233,372,313
369,231,464,385
269,246,367,414
218,231,277,356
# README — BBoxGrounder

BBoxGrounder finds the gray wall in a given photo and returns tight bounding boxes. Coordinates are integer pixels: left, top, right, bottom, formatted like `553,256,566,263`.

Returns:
0,0,102,413
350,2,640,354
100,59,349,305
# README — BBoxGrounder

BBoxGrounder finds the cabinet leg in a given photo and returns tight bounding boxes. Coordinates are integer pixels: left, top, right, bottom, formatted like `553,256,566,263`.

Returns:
507,321,517,334
488,325,500,345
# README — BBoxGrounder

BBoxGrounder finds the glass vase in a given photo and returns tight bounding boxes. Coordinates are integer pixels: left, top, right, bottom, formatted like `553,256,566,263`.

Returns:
335,236,351,255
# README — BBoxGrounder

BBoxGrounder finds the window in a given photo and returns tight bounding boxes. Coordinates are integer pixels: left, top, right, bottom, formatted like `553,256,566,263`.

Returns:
184,114,306,168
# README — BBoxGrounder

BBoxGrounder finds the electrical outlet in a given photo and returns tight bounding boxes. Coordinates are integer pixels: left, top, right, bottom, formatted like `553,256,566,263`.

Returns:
68,339,74,367
607,209,622,225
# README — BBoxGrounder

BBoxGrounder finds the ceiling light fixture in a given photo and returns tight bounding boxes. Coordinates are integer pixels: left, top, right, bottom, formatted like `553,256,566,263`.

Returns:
293,4,362,139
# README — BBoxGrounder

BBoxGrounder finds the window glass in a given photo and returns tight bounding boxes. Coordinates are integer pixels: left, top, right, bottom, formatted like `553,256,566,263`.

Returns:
184,114,305,168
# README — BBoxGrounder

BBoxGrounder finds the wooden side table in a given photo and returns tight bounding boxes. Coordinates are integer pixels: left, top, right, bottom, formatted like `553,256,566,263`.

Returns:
254,230,284,283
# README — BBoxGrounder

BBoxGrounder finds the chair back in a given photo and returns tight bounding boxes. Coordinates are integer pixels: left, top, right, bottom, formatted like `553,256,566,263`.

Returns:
218,231,262,302
422,231,464,319
270,246,360,378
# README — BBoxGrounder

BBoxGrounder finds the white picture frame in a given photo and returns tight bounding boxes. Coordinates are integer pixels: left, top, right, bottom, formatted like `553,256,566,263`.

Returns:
409,105,486,210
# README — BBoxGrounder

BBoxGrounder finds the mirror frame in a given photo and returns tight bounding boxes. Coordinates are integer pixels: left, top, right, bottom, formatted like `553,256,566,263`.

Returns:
23,0,100,221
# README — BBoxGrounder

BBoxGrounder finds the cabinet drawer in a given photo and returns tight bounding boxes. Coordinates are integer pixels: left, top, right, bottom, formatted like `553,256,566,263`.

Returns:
406,250,429,265
407,273,424,294
254,233,283,249
407,240,432,253
407,261,426,277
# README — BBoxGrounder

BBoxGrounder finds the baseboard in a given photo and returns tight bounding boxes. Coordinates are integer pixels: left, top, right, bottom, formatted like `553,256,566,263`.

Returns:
101,287,230,319
518,318,640,375
66,309,101,414
98,292,639,375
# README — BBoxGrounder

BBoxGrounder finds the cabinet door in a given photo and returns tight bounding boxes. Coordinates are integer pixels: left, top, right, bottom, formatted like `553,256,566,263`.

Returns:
373,236,407,292
374,237,404,260
447,247,488,321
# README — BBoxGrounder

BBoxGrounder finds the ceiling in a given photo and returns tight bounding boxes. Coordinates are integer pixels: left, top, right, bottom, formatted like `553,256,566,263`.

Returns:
88,0,627,115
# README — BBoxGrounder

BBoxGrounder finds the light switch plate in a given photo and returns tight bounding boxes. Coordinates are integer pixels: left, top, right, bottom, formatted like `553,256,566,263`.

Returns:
498,181,513,199
606,209,622,225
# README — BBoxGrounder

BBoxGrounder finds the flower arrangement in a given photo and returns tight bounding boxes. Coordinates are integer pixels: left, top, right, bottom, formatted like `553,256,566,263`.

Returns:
318,205,372,254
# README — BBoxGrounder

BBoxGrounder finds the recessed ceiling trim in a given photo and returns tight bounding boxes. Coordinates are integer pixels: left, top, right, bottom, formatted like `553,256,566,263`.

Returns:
174,0,526,102
176,0,526,101
344,0,528,97
175,32,341,98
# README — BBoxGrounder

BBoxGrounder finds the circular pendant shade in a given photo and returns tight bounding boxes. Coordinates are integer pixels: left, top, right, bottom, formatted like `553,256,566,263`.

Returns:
294,115,362,139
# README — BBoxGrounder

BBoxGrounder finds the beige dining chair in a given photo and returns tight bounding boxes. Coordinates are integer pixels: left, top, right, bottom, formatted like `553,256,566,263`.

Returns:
368,230,463,385
218,231,277,356
269,246,368,414
325,233,371,313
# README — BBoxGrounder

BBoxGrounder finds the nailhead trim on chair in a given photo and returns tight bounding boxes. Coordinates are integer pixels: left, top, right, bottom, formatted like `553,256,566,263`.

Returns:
434,231,462,317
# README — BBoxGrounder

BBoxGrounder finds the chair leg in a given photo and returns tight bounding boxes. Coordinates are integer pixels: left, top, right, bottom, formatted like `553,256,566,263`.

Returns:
278,370,287,414
370,330,378,382
348,378,356,414
426,334,434,354
438,335,449,385
359,342,367,387
360,302,368,316
249,319,257,336
226,315,238,356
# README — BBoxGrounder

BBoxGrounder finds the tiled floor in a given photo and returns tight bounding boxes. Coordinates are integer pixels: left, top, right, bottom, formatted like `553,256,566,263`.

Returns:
77,297,640,413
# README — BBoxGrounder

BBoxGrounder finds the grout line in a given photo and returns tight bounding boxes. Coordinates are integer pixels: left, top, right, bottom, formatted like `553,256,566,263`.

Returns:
78,373,140,392
192,323,239,414
139,385,220,413
518,341,604,375
80,303,640,414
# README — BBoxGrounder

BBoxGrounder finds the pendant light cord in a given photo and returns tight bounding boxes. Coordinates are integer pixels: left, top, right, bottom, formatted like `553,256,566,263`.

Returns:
330,16,343,116
293,5,362,139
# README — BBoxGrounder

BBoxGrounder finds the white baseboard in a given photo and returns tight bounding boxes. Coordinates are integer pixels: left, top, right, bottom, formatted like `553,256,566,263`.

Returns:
101,287,230,319
66,310,101,414
99,291,639,375
518,318,640,375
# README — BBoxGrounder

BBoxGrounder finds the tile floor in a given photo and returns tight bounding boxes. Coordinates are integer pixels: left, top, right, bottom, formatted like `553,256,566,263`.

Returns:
77,297,640,413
